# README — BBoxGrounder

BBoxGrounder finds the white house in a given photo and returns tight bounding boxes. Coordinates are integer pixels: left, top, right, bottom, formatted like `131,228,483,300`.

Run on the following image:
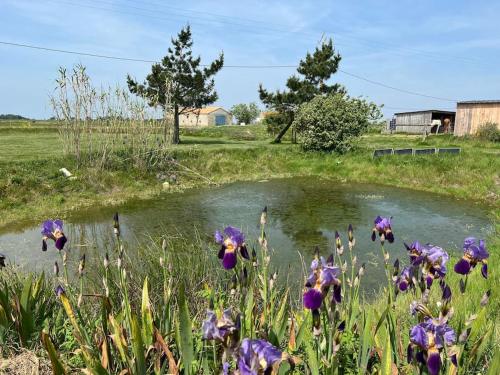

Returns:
179,106,232,127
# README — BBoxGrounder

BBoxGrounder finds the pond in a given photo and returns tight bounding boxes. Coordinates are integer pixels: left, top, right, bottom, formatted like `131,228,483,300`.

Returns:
0,177,492,292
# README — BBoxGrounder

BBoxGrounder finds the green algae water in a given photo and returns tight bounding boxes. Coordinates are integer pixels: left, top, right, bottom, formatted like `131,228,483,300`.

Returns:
0,178,492,292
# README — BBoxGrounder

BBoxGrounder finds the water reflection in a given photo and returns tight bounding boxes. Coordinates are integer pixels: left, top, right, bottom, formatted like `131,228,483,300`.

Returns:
0,178,492,293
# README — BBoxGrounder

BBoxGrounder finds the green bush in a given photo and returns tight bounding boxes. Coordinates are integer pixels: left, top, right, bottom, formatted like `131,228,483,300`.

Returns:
262,111,292,136
293,94,382,152
476,122,500,142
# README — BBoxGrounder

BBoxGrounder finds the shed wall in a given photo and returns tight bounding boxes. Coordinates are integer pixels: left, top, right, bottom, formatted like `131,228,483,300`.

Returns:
395,112,432,133
454,103,500,136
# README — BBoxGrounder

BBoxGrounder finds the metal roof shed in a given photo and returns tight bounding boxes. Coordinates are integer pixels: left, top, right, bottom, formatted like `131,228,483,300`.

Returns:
392,110,455,134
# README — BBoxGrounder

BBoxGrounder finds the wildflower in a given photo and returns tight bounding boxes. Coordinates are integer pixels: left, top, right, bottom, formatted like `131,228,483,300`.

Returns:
202,309,237,341
395,266,414,292
419,245,449,288
454,237,489,278
237,338,285,375
371,216,394,244
404,241,423,263
408,317,456,375
303,256,341,310
0,253,5,268
41,219,67,251
215,226,249,270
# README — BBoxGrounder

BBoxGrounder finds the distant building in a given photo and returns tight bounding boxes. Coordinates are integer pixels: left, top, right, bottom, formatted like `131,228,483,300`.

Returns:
389,110,456,134
454,100,500,136
255,111,276,123
179,106,232,127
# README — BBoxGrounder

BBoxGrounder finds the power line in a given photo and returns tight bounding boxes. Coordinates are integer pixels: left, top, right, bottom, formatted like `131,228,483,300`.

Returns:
0,40,458,102
41,0,487,67
337,70,457,102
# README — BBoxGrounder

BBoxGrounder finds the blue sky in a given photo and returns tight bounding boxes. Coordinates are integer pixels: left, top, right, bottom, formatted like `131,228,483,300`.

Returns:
1,0,499,119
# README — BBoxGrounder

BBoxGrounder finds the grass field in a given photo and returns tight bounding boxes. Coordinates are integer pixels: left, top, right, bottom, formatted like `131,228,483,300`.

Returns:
0,121,498,229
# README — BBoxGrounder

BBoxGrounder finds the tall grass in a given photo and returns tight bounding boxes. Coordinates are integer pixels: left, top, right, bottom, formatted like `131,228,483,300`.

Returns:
0,210,497,374
50,65,174,169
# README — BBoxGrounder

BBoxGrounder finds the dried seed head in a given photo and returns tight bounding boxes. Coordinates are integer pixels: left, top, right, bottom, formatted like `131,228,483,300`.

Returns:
358,263,365,277
260,206,268,225
77,294,83,307
161,238,168,252
54,261,59,277
78,254,86,276
113,212,120,237
103,253,109,269
159,257,164,267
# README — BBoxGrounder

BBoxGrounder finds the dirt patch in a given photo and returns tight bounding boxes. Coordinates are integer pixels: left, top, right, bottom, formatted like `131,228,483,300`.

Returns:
0,351,52,375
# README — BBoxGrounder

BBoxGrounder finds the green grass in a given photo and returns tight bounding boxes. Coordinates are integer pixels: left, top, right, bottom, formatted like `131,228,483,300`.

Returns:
0,123,498,229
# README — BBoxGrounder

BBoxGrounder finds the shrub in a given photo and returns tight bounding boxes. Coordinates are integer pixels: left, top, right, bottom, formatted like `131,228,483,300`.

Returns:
476,122,500,142
262,111,292,136
293,94,382,152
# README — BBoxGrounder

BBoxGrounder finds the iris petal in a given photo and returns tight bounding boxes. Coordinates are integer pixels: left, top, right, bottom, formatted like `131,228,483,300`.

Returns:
303,288,323,310
454,258,471,275
240,245,250,260
386,231,394,243
427,351,441,375
55,235,67,250
222,252,237,269
481,263,488,279
333,284,342,303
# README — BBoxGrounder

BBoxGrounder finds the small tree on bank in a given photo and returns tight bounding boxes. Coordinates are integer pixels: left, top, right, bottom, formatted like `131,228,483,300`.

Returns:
127,26,224,144
258,39,344,143
230,102,260,124
293,94,382,152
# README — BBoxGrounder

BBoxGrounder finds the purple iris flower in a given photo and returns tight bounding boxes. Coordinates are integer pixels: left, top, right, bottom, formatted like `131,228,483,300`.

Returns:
404,241,423,263
215,226,249,270
420,245,449,288
202,309,238,342
303,256,341,310
454,237,489,278
409,318,456,375
371,216,394,243
396,266,414,292
41,220,67,251
238,338,283,375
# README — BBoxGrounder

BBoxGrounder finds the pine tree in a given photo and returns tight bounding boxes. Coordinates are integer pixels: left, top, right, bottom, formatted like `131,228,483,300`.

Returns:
258,39,344,143
127,25,224,144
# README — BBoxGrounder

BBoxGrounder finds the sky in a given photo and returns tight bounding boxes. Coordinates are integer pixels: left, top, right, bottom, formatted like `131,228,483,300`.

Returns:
1,0,499,119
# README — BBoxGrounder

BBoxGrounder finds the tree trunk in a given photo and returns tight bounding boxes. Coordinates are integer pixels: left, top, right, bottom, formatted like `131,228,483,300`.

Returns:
173,105,180,144
273,121,293,144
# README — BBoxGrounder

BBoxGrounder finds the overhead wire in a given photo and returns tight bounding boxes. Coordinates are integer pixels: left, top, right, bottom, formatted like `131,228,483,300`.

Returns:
0,40,460,103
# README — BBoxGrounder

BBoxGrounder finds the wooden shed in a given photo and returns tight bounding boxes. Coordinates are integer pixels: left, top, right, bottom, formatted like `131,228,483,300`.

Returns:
391,110,455,134
454,100,500,136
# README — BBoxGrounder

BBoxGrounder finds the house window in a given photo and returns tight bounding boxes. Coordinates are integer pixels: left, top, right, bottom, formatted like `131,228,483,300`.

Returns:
215,115,226,125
